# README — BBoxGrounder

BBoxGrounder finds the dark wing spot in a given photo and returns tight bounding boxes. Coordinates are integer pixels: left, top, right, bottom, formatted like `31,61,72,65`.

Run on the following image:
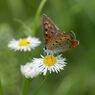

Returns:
49,26,53,29
45,29,48,31
55,41,58,43
44,23,47,25
59,38,63,40
45,34,48,37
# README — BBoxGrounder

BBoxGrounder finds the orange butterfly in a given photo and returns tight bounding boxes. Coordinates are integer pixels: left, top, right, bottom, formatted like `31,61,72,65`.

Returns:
42,14,79,54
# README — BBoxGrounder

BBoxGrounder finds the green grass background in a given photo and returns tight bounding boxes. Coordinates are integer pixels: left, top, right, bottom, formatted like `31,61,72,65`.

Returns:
0,0,95,95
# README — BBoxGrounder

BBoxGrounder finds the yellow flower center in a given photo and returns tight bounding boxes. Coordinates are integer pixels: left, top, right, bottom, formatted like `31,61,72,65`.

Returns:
43,55,57,66
18,39,30,46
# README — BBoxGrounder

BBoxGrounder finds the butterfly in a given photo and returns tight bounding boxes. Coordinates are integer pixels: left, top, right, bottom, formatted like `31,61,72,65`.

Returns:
42,14,79,54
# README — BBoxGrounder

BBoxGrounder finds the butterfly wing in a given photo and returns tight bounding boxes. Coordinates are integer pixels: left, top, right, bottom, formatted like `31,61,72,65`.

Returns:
49,31,79,50
42,14,59,49
42,15,79,54
56,31,79,49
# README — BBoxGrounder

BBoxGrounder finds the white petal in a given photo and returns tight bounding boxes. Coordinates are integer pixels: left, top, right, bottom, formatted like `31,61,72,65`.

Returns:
31,55,67,75
8,36,41,52
20,62,40,78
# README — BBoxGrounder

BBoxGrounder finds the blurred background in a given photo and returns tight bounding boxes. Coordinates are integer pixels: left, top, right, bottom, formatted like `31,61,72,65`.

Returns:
0,0,95,95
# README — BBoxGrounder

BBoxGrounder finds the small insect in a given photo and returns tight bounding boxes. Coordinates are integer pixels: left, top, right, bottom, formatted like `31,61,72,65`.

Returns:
42,14,79,54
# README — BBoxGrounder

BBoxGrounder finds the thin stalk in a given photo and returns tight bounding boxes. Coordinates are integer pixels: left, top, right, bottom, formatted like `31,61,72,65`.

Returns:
33,75,48,95
32,0,47,36
20,78,32,95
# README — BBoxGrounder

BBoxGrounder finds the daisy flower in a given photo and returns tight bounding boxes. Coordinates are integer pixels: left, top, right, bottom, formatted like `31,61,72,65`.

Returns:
8,36,41,51
32,55,66,75
21,62,40,78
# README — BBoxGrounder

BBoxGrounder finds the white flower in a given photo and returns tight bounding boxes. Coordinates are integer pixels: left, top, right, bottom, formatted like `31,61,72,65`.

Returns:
8,36,41,51
32,55,66,75
21,62,40,78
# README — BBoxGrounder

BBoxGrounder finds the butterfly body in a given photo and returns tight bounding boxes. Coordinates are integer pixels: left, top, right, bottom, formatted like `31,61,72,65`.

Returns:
42,14,79,54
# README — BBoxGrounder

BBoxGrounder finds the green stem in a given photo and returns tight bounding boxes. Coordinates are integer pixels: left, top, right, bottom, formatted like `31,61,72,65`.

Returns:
33,75,48,95
20,78,32,95
0,79,4,95
32,0,47,36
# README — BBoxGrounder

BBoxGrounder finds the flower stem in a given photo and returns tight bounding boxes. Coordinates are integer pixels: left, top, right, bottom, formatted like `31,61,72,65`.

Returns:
33,75,48,95
20,78,32,95
32,0,47,36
